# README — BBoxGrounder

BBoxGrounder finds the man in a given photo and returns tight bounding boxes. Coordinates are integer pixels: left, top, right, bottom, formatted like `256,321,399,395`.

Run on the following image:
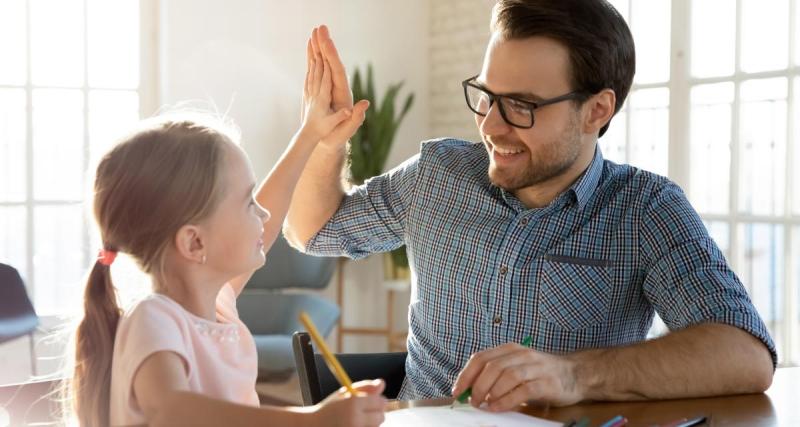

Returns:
285,0,776,411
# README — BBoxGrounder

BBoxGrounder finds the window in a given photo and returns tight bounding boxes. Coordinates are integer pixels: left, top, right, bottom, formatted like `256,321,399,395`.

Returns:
604,0,799,366
0,0,151,315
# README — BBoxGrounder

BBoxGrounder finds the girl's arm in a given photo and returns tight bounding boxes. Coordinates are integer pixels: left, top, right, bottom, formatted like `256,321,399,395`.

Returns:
227,36,359,296
131,351,386,427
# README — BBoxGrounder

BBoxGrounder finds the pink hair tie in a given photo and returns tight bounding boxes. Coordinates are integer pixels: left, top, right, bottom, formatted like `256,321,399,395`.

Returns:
97,249,118,266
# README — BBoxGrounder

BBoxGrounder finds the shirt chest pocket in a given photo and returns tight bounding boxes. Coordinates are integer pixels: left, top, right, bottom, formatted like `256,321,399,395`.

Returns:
537,255,613,331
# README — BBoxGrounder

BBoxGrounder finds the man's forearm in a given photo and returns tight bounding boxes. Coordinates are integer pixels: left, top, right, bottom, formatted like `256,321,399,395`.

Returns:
284,142,349,249
571,323,773,401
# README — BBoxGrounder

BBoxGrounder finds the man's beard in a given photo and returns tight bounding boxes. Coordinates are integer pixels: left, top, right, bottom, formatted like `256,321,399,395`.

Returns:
487,116,583,191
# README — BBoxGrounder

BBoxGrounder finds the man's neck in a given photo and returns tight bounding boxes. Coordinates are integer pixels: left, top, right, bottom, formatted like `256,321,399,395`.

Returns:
513,144,595,209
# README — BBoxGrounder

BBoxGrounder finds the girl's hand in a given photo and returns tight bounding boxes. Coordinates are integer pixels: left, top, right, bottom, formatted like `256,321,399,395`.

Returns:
307,379,387,427
300,36,354,142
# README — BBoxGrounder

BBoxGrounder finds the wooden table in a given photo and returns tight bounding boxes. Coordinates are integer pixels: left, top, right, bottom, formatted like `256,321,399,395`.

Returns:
386,367,800,426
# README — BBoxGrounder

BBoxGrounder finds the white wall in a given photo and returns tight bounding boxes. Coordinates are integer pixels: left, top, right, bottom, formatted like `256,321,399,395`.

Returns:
429,0,493,141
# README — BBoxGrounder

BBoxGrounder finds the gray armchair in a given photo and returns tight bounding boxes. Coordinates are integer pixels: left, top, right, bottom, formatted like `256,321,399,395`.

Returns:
238,235,339,381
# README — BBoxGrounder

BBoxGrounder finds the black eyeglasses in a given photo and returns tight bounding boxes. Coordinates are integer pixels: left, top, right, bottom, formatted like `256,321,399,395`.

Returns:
462,75,590,129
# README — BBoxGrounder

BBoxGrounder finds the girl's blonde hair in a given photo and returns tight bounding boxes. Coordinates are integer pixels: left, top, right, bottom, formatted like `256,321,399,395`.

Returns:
69,114,238,427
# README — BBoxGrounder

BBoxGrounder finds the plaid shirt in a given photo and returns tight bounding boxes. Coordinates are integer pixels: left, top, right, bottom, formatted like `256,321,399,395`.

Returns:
306,138,777,400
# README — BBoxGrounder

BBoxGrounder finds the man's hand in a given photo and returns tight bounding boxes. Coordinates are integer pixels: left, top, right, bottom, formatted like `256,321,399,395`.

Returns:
451,343,583,412
299,38,352,142
314,25,352,112
308,25,369,150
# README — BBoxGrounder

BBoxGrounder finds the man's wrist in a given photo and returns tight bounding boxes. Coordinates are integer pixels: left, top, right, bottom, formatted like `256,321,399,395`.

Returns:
566,348,604,402
316,138,349,157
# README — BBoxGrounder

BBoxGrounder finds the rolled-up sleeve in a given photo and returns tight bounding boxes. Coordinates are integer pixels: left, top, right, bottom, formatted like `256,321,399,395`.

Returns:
640,181,778,367
306,153,419,259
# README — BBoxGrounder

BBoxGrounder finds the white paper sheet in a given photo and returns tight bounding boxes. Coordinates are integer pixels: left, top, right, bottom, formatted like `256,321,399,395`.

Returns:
381,405,562,427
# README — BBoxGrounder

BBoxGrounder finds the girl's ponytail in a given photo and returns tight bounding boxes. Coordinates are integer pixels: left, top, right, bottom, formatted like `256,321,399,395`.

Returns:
72,252,121,427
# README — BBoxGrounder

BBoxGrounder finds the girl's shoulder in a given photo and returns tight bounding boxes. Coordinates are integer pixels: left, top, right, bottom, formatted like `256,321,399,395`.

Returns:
112,293,197,392
117,293,193,339
117,287,244,346
126,292,188,318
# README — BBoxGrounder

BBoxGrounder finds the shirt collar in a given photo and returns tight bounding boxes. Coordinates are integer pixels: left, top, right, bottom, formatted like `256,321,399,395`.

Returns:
494,144,605,212
569,144,604,211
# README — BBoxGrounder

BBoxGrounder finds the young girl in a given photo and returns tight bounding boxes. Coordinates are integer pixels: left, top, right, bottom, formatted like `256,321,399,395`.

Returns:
68,29,382,427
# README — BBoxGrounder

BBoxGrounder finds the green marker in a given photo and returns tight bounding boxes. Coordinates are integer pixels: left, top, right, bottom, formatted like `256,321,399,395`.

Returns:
452,335,533,407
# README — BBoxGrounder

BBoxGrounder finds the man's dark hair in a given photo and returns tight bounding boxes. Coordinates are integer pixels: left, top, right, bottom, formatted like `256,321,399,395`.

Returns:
491,0,635,137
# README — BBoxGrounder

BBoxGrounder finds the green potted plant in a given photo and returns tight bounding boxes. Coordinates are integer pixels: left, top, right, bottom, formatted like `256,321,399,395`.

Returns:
348,64,414,279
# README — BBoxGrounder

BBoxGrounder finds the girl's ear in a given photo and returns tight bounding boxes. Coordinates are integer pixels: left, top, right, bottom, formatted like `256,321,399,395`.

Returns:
174,224,206,264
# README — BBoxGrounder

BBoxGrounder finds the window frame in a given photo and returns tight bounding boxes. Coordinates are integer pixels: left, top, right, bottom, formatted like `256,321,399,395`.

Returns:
608,0,799,365
0,0,159,316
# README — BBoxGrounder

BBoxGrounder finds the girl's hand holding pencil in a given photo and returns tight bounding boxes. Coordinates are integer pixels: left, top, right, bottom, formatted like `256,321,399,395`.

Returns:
306,379,387,427
300,311,388,427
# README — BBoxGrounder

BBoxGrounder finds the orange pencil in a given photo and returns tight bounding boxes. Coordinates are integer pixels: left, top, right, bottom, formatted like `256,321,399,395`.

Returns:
299,311,356,395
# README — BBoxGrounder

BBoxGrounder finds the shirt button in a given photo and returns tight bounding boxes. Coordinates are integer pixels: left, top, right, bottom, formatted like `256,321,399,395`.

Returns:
493,315,503,325
499,265,508,276
520,217,529,226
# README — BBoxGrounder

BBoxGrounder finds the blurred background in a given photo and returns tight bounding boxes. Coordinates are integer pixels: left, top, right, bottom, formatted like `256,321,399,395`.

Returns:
0,0,798,394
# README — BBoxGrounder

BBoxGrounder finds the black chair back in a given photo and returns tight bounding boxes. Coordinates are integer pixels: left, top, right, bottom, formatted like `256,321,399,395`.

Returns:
292,332,407,405
0,263,38,343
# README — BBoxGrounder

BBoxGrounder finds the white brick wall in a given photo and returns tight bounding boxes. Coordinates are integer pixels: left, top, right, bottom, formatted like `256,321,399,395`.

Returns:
429,0,494,142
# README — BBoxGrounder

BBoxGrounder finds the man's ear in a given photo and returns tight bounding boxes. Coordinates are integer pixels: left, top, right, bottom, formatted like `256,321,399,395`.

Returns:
174,224,206,264
582,89,616,135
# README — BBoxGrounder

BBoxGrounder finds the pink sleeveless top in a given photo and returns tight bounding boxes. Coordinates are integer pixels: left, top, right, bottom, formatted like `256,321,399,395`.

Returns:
109,284,259,425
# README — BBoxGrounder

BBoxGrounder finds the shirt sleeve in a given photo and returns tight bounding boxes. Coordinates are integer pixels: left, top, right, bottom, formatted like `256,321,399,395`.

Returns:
306,153,420,259
639,180,778,367
115,298,194,396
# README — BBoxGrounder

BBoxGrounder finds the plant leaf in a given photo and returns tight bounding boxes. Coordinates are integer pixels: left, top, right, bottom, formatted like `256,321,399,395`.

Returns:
346,63,415,186
366,64,376,106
